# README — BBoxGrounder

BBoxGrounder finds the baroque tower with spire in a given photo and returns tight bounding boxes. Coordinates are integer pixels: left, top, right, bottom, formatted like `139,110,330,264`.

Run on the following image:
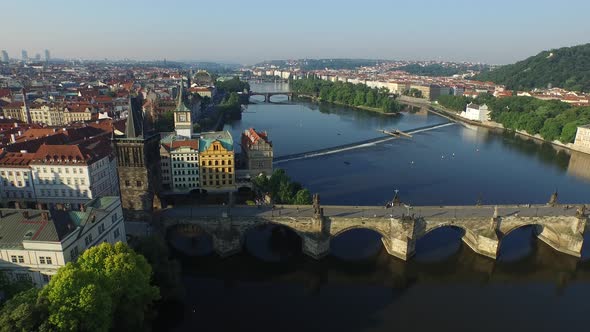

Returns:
174,81,194,138
113,95,162,221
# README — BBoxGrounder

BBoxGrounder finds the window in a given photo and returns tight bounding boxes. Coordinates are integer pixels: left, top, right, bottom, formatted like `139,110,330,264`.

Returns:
39,257,46,264
46,257,52,265
11,255,17,263
70,247,79,260
18,256,24,263
15,273,31,282
85,233,93,246
114,228,120,238
112,213,118,224
136,180,142,187
125,180,130,187
98,224,105,234
42,274,50,283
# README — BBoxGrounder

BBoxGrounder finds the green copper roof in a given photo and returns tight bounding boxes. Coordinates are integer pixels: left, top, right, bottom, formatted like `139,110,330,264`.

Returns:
174,84,192,113
198,130,234,153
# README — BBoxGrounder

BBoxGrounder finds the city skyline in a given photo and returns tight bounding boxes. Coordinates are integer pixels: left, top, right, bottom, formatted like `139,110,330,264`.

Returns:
2,0,590,65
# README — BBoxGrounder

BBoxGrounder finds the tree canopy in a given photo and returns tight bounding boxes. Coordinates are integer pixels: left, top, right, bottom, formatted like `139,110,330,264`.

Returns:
291,78,400,113
252,169,312,205
474,43,590,92
437,94,590,144
215,77,250,93
0,242,161,332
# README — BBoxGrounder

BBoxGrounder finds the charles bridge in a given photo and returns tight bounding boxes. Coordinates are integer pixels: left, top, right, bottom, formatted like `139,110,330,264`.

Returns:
161,196,588,261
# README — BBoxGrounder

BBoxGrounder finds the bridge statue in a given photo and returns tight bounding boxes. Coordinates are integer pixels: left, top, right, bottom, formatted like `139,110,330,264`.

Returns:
548,191,558,206
577,205,587,218
312,193,323,218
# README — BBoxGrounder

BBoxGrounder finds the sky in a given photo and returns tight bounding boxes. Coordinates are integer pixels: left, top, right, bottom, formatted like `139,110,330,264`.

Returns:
2,0,590,65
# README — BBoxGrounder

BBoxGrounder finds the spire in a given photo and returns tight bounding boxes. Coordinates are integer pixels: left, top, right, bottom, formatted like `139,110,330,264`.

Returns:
125,96,143,138
178,81,183,104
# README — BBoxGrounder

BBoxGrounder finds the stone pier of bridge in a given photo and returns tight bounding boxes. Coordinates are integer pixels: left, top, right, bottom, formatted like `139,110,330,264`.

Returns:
162,204,588,261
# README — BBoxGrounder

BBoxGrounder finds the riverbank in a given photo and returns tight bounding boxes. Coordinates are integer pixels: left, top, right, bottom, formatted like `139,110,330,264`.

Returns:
293,94,399,116
438,104,590,155
398,95,590,156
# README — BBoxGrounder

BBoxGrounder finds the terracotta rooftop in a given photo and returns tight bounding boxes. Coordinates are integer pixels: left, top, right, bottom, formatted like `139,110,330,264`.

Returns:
0,152,35,167
171,139,199,150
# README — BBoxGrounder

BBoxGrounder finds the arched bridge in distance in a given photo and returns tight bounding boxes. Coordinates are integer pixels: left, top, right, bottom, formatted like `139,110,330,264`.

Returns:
248,91,294,102
161,197,589,261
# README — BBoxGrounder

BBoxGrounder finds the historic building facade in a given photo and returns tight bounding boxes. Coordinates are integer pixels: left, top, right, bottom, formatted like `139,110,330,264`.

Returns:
199,131,235,192
241,128,273,177
112,96,161,221
0,196,125,286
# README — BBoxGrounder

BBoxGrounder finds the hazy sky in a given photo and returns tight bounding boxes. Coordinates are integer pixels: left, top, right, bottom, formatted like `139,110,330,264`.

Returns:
2,0,589,65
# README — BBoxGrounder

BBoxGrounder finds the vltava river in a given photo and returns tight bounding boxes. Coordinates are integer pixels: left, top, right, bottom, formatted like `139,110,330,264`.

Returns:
160,82,590,332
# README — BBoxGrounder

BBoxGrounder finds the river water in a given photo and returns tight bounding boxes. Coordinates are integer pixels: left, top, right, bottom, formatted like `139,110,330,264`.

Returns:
162,82,590,332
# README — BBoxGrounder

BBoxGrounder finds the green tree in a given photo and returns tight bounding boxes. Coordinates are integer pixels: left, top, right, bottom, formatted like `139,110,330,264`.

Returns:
560,121,582,143
40,242,160,332
293,189,312,205
539,118,563,141
0,288,50,332
0,272,34,305
131,236,184,303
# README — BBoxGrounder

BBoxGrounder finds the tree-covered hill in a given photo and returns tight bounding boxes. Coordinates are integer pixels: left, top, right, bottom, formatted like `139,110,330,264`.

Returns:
474,43,590,92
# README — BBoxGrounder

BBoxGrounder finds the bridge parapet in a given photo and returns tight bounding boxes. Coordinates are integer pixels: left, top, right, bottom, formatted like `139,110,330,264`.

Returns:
162,204,589,261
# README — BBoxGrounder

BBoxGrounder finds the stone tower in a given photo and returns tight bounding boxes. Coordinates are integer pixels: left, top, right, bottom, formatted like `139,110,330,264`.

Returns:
113,96,161,221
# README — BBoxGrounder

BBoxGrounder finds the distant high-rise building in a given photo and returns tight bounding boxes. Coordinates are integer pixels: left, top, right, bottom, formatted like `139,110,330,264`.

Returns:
21,49,28,61
1,50,8,63
35,53,41,61
44,49,50,62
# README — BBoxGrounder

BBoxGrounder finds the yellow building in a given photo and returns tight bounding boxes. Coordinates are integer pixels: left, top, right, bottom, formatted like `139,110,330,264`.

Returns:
198,131,235,192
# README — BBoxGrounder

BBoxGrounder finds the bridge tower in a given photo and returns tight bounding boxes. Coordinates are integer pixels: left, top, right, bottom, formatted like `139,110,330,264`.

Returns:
113,96,162,221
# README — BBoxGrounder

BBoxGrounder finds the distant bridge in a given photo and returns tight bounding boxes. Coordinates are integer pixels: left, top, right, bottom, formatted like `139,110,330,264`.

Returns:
249,91,294,102
162,200,588,262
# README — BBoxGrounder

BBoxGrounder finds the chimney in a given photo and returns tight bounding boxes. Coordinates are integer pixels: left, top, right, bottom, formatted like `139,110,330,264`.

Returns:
41,211,49,221
10,134,15,143
21,211,29,219
80,205,86,212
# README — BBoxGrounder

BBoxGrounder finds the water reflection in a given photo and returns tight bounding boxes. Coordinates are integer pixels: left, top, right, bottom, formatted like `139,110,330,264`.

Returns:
568,150,590,183
414,227,463,262
330,228,383,261
164,228,590,331
167,226,213,256
497,226,536,262
244,224,302,262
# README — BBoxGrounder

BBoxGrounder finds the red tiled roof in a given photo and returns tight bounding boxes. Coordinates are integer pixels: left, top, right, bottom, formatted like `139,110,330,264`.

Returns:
171,139,199,150
0,152,35,167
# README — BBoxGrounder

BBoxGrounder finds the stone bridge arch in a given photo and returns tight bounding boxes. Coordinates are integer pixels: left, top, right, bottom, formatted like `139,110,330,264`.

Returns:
330,224,390,239
241,220,306,243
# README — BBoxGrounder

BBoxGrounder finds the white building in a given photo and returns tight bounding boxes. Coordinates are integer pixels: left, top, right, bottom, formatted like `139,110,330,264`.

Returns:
0,152,36,208
160,136,201,193
574,125,590,154
29,142,119,210
460,103,490,122
0,196,125,286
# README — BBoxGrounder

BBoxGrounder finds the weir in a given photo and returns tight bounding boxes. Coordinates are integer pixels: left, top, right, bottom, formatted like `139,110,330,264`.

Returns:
273,122,456,164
